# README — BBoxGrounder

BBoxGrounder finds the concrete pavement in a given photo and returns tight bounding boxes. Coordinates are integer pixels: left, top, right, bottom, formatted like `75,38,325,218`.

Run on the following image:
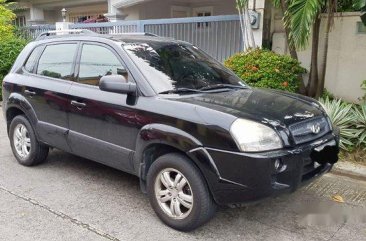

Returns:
0,112,365,241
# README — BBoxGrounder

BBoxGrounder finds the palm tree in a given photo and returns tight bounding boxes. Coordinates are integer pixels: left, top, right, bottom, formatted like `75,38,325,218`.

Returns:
272,0,308,94
284,0,333,98
284,0,365,98
273,0,298,60
361,0,366,9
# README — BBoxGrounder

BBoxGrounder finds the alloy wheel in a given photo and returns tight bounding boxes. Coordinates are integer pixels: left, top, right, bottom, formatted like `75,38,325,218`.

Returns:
154,168,194,220
13,124,31,159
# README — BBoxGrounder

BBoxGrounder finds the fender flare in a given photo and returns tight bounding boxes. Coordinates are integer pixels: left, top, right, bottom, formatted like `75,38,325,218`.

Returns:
134,124,233,200
5,93,39,136
134,123,203,176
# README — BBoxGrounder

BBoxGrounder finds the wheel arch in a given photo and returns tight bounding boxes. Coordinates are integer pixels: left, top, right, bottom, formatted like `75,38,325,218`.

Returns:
134,124,217,196
5,93,39,136
135,124,202,175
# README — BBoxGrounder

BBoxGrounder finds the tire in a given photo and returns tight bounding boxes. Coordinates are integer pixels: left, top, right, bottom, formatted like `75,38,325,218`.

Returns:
9,115,49,166
147,153,216,231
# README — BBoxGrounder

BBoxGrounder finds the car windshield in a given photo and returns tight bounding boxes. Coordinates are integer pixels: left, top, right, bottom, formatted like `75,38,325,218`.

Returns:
123,41,246,94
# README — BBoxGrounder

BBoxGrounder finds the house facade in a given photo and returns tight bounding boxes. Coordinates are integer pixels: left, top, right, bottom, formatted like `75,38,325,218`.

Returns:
16,1,365,102
106,0,239,21
16,0,257,25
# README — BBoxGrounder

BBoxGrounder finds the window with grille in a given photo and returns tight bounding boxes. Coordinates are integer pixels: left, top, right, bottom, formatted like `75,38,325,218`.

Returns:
14,16,26,27
193,7,213,28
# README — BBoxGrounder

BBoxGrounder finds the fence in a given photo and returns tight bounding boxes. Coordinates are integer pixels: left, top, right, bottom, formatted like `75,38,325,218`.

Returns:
20,15,243,62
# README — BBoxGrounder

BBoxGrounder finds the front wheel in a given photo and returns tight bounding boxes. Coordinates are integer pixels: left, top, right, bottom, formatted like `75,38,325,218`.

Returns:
147,153,216,231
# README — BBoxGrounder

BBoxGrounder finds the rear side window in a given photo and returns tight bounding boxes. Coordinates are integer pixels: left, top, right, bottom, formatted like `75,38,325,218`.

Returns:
37,44,77,80
24,46,42,72
78,44,125,86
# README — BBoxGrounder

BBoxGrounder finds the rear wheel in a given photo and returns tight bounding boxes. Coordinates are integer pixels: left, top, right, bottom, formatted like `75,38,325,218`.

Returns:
147,153,216,231
9,115,49,166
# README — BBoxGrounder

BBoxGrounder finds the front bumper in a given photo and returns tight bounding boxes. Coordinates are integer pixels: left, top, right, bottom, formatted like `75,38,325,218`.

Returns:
188,131,339,205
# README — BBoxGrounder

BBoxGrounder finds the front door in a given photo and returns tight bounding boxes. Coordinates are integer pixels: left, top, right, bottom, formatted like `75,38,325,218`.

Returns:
67,42,139,172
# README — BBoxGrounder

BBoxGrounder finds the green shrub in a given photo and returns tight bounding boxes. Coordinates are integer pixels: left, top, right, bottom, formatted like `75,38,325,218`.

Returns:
0,0,16,41
321,88,335,100
353,104,366,148
0,37,27,100
319,97,357,151
224,48,306,93
319,97,366,151
360,80,366,103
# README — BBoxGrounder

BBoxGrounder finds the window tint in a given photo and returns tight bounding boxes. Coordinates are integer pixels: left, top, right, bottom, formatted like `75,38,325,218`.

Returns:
124,42,243,93
78,44,125,86
37,44,77,80
24,46,42,73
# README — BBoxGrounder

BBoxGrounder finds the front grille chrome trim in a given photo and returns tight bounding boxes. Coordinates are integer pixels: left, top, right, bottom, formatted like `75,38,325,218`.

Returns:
289,117,330,145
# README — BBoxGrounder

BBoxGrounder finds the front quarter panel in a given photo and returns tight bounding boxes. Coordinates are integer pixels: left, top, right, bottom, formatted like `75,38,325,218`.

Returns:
134,123,203,172
134,123,227,199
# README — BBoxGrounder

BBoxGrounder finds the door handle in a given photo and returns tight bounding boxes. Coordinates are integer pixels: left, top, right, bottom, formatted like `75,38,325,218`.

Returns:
71,100,86,109
24,89,36,96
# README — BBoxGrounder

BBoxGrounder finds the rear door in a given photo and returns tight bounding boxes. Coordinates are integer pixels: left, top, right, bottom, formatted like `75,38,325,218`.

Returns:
20,42,78,151
67,42,140,172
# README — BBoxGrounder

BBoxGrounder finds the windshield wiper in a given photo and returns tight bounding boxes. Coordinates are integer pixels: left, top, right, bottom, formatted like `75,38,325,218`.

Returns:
158,84,247,95
199,84,248,92
158,88,205,95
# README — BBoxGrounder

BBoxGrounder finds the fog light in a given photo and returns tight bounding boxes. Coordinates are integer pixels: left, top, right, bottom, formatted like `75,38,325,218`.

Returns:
274,159,287,173
274,159,282,170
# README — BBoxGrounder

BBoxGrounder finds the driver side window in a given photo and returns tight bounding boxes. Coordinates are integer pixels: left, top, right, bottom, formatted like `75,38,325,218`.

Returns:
78,44,126,86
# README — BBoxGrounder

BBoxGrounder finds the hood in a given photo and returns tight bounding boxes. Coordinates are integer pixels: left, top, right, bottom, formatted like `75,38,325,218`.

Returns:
172,88,324,127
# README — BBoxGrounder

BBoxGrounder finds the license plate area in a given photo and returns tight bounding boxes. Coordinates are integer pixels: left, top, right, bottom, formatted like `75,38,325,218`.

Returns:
310,140,339,165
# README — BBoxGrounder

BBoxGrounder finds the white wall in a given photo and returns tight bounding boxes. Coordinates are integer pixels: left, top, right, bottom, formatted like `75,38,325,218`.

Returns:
123,5,140,20
121,0,240,20
120,0,265,47
272,11,366,103
323,13,366,103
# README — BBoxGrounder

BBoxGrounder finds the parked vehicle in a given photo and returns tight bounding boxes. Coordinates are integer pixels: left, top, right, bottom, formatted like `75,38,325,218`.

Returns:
1,31,339,231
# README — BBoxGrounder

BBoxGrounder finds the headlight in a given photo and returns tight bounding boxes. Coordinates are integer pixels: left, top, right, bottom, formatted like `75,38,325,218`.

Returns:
230,119,283,152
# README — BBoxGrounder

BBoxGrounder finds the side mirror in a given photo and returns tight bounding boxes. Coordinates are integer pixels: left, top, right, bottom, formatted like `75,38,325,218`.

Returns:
99,75,137,95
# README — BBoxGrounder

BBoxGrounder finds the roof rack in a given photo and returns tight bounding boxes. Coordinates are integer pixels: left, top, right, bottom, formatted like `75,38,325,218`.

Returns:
35,29,160,41
112,32,159,37
36,29,97,40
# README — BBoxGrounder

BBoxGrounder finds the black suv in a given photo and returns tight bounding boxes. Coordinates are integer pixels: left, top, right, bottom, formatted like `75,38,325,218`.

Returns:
2,31,339,231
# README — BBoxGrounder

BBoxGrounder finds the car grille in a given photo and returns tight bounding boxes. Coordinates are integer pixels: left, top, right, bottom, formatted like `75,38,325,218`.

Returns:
289,117,330,145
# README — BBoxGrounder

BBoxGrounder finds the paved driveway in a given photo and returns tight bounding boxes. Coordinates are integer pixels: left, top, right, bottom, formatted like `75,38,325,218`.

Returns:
0,112,365,241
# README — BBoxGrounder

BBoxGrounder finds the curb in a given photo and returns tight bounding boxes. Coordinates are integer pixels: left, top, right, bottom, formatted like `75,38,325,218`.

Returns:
331,161,366,181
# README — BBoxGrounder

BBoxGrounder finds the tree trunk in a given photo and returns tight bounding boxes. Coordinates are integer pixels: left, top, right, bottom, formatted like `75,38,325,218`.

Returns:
279,0,298,60
307,16,321,97
279,0,306,95
238,7,248,51
316,1,334,99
